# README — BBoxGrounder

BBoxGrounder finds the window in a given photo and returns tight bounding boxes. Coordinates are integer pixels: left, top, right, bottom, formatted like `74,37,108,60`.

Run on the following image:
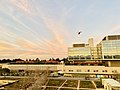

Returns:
113,55,120,59
96,70,98,72
93,70,98,72
69,70,73,72
77,70,81,72
102,70,107,72
105,70,107,72
104,55,112,59
88,70,90,72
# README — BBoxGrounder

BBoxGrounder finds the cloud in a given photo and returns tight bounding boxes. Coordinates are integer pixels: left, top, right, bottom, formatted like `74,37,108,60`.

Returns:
10,0,33,15
0,41,16,50
110,25,120,33
28,3,72,57
0,0,70,59
39,16,69,52
16,38,37,50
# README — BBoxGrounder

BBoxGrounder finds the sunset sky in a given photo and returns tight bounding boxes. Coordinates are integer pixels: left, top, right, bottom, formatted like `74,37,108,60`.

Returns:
0,0,120,59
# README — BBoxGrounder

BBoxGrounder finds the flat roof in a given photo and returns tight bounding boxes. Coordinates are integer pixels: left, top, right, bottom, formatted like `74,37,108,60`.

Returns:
102,79,120,87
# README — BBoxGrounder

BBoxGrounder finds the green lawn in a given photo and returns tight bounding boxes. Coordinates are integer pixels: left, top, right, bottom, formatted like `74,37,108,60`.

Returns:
63,80,78,87
47,79,65,86
80,81,95,89
94,81,103,88
60,88,77,90
45,87,58,90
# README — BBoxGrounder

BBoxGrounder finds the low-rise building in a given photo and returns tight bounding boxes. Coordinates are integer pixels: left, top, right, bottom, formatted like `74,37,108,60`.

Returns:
0,63,120,78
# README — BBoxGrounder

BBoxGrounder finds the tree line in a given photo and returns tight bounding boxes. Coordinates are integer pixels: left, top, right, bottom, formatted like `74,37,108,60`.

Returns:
0,58,68,64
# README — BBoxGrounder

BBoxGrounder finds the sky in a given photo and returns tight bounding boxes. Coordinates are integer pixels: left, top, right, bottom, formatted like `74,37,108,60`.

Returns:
0,0,120,59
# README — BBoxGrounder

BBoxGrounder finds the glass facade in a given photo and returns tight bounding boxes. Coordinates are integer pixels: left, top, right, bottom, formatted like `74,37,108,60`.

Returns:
97,43,102,59
68,47,93,60
102,40,120,59
68,35,120,61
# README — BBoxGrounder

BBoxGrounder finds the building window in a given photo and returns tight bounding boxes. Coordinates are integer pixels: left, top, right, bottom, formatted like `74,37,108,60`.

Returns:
86,55,91,59
104,55,112,59
96,70,98,72
112,71,114,73
112,70,117,73
102,70,107,72
77,70,81,72
69,70,73,72
93,70,98,72
105,70,107,72
113,55,120,59
88,70,90,72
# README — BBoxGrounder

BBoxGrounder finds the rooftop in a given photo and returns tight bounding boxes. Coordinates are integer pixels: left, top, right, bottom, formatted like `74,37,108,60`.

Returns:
102,79,120,87
102,35,120,41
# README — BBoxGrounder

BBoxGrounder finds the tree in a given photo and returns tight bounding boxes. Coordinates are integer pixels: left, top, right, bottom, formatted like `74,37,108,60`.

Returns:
35,58,40,62
2,68,10,73
0,68,10,76
52,58,55,61
56,58,60,62
49,58,51,61
61,58,68,62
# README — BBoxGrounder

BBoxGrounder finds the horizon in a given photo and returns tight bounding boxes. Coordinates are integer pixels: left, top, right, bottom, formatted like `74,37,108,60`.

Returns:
0,0,120,59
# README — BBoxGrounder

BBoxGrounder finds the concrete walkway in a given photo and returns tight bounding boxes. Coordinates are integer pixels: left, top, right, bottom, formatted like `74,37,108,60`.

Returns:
77,80,80,90
42,79,49,90
92,80,97,88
